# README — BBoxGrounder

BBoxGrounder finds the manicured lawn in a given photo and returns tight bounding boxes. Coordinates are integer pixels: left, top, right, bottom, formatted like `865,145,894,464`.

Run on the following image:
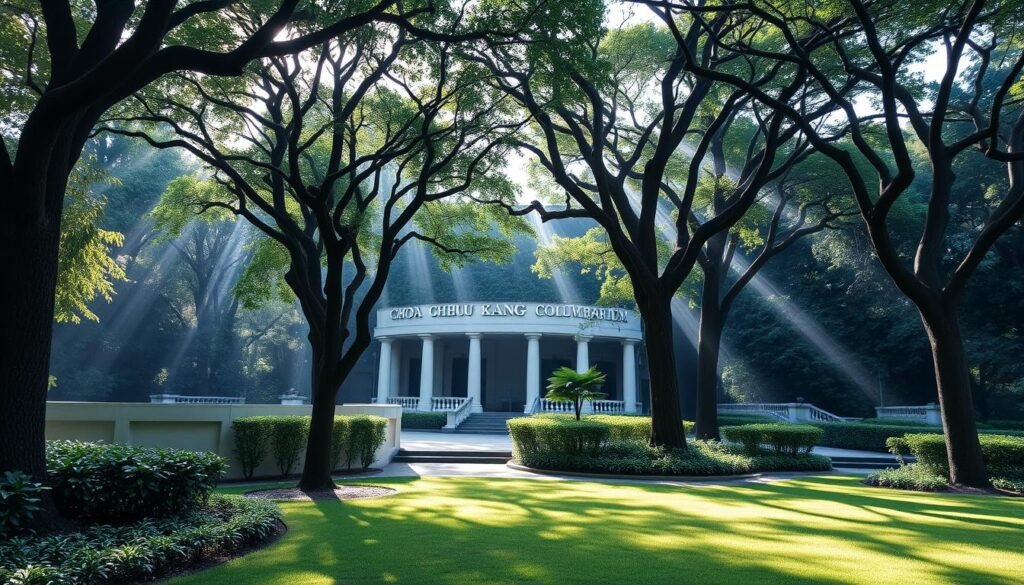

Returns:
174,476,1024,585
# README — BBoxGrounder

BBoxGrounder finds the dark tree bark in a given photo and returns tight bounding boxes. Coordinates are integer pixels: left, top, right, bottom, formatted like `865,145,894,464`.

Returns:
642,0,1024,486
0,1,407,516
640,295,686,447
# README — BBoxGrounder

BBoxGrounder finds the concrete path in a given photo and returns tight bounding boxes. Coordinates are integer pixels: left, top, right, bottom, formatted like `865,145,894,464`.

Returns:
399,430,896,460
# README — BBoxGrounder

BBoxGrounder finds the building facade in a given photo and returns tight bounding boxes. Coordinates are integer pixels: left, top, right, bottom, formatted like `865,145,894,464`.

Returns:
373,302,643,414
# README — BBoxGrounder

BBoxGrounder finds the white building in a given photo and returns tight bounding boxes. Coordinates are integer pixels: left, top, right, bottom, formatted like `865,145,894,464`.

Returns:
373,302,643,415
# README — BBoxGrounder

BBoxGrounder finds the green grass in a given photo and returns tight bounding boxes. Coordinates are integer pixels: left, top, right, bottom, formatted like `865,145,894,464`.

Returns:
175,476,1024,585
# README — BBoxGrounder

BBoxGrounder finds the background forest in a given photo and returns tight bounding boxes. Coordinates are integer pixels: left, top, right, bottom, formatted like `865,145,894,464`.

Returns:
49,137,1024,420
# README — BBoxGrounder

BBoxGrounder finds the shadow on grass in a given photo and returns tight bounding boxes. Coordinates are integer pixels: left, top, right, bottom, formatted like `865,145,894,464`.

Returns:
176,475,1024,585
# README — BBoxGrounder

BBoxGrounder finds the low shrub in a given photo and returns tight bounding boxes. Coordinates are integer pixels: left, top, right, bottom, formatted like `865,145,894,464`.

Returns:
991,476,1024,493
748,453,833,472
887,433,1024,477
812,422,919,452
345,416,388,471
509,417,611,459
233,415,387,476
267,416,309,477
584,415,654,442
0,495,280,585
330,416,352,470
987,419,1024,431
0,472,47,537
402,412,446,430
517,440,754,476
46,441,225,523
716,415,777,426
232,417,273,480
865,464,949,492
721,424,822,456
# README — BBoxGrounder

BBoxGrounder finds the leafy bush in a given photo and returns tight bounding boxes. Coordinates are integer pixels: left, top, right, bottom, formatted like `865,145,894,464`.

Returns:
987,420,1024,431
46,441,225,523
509,417,611,460
716,415,777,426
812,422,919,452
0,495,279,584
345,416,388,471
887,433,1024,477
991,476,1024,493
865,464,949,492
721,424,823,456
330,416,352,470
748,453,833,472
402,412,446,430
0,472,47,537
267,416,309,477
232,417,273,480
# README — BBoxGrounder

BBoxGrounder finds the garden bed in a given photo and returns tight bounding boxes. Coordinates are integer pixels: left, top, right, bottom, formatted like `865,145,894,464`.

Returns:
0,495,281,584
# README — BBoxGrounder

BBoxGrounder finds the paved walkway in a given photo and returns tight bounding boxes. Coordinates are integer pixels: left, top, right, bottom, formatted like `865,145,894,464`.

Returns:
399,430,896,460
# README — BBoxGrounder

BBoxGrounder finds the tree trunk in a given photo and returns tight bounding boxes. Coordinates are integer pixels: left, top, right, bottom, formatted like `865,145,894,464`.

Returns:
694,299,723,441
298,342,339,491
641,296,686,449
920,304,989,487
0,214,62,528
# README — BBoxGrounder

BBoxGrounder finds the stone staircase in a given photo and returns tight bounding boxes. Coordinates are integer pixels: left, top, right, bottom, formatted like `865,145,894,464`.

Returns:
392,449,512,464
448,412,523,434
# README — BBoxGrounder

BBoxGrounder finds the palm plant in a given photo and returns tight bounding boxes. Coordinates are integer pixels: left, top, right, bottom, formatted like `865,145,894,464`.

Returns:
545,366,607,421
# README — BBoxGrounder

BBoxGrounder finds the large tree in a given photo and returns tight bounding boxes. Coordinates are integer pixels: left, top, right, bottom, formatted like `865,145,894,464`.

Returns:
0,0,437,511
651,0,1024,486
465,12,838,447
107,23,527,489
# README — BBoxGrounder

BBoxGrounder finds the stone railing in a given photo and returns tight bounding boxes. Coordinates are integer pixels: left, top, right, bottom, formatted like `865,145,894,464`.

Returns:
431,396,470,412
591,400,625,414
524,396,541,415
149,394,244,405
539,398,575,414
875,404,941,425
443,397,475,430
719,403,856,423
718,403,790,422
387,397,419,410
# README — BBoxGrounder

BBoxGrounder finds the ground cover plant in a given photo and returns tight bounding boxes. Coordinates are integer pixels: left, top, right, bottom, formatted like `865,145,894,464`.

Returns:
166,476,1024,585
0,495,280,584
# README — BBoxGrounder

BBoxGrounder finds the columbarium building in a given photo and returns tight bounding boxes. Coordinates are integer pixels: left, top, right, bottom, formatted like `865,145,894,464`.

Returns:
373,302,644,416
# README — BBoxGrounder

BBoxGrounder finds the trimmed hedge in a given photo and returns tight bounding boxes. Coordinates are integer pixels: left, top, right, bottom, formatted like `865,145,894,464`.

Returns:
987,420,1024,431
887,433,1024,477
46,441,225,523
0,495,280,585
717,415,777,426
509,417,610,459
233,414,387,477
721,424,822,456
402,412,447,430
812,422,920,452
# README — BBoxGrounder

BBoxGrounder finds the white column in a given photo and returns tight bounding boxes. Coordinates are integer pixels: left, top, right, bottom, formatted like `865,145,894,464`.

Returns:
575,335,592,373
376,337,392,404
467,333,483,413
622,339,638,413
524,333,542,413
417,334,434,412
389,342,402,397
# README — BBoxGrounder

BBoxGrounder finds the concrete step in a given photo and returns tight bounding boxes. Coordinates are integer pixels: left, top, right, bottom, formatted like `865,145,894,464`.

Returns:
393,449,512,464
830,456,903,470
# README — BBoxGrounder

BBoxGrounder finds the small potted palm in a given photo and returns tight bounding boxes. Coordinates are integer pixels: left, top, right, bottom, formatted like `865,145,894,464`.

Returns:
545,366,607,420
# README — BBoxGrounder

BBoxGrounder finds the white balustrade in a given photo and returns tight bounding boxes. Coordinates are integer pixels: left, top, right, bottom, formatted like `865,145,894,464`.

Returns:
443,397,474,430
387,397,420,410
149,394,244,405
717,403,791,422
875,404,941,425
591,400,625,414
539,399,575,413
431,396,470,412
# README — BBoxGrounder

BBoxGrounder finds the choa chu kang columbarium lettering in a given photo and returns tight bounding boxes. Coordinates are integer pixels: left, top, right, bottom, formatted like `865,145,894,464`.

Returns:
388,303,630,323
